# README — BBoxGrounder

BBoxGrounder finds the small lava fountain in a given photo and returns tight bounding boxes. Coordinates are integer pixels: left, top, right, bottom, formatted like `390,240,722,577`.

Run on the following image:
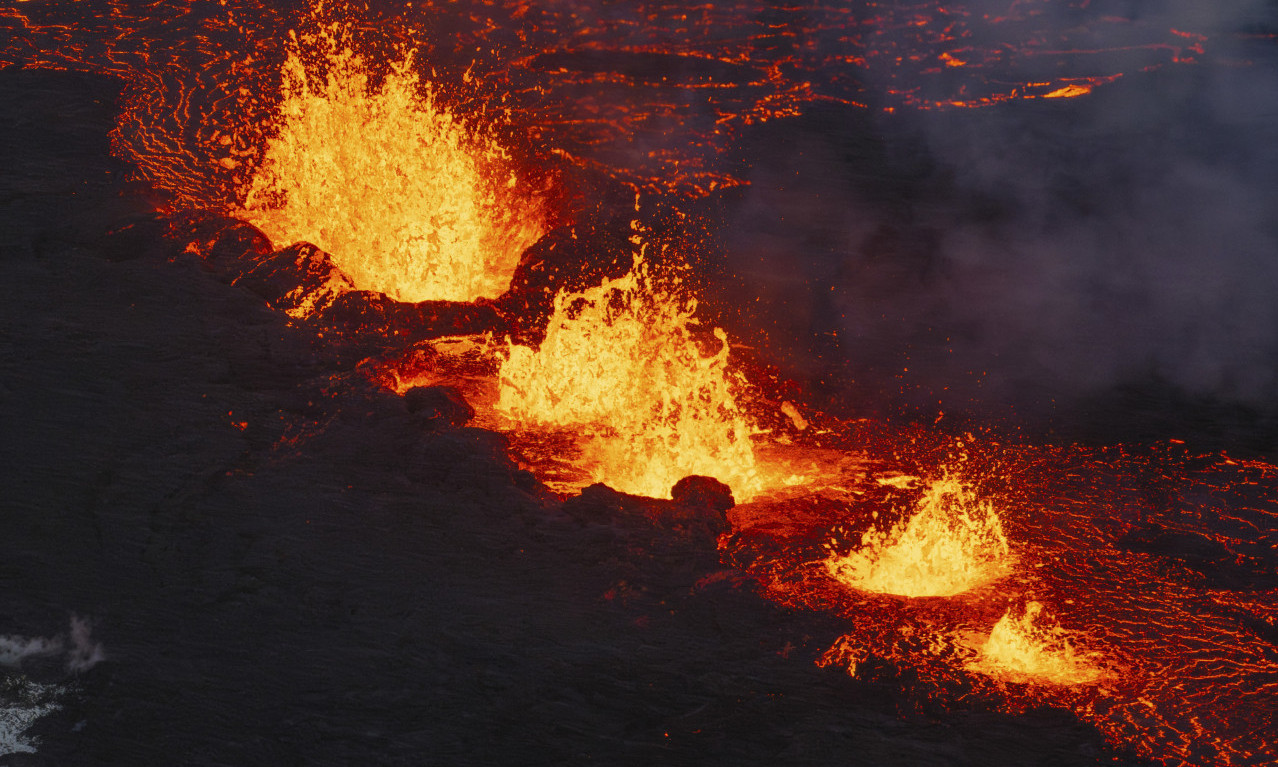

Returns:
238,17,547,303
496,246,761,500
967,602,1105,686
824,475,1012,597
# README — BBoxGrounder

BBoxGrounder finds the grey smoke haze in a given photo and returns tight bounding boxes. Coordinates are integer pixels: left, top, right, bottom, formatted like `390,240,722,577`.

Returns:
727,1,1278,425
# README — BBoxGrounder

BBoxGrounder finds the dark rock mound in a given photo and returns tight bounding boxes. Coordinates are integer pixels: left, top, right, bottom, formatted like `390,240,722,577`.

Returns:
494,216,634,345
406,427,521,492
403,385,475,430
315,290,504,340
563,481,729,543
671,475,734,514
98,212,271,264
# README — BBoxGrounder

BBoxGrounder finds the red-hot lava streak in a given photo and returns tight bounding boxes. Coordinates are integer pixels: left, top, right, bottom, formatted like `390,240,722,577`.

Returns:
4,1,1276,765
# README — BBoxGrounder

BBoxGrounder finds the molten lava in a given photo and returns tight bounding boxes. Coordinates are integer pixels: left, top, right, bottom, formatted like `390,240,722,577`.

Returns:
496,249,760,500
968,601,1105,686
824,475,1012,597
238,19,546,304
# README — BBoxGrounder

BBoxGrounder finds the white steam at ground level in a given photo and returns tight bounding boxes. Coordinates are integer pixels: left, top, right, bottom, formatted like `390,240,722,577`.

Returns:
0,617,104,757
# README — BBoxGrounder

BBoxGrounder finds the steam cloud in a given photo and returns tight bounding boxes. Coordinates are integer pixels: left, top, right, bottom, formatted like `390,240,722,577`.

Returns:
727,1,1278,431
0,616,104,673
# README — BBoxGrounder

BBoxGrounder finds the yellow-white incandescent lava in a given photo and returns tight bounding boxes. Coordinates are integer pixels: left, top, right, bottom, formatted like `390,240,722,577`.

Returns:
824,475,1012,598
239,20,546,304
967,601,1105,686
496,247,761,500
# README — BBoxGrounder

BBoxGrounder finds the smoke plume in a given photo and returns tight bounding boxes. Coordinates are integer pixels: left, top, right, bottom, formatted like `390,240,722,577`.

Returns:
725,1,1278,439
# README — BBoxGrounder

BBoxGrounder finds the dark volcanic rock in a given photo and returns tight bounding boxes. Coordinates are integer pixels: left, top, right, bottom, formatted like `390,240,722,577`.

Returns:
493,216,634,344
561,482,637,525
197,218,274,265
98,211,272,265
406,427,520,490
671,475,735,514
162,211,273,264
403,385,475,429
315,290,505,340
221,242,352,308
563,481,729,543
96,215,175,262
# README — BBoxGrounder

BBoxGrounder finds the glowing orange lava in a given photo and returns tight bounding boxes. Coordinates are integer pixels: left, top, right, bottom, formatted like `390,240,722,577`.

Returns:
238,17,547,304
496,246,761,500
824,474,1012,597
967,601,1106,686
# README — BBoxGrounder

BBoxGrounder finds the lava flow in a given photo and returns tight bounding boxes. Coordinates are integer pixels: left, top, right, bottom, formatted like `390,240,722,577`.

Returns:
738,440,1278,766
1,0,1228,201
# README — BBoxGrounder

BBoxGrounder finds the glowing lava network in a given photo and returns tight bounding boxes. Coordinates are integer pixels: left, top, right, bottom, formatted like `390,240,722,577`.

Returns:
0,0,1227,198
3,1,1278,765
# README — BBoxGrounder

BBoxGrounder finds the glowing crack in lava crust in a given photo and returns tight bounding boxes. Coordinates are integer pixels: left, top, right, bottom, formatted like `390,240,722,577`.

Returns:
237,20,547,303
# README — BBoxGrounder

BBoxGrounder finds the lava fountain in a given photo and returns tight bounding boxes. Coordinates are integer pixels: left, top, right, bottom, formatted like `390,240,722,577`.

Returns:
824,475,1012,597
496,245,761,500
967,601,1105,686
238,18,547,303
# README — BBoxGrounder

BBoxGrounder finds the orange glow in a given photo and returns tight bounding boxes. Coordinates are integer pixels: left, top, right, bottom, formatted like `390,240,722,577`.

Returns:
967,602,1106,686
1041,83,1095,99
1034,75,1122,101
816,634,867,678
238,18,547,304
749,445,1278,765
282,245,356,319
366,335,501,403
496,247,761,500
824,475,1011,597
